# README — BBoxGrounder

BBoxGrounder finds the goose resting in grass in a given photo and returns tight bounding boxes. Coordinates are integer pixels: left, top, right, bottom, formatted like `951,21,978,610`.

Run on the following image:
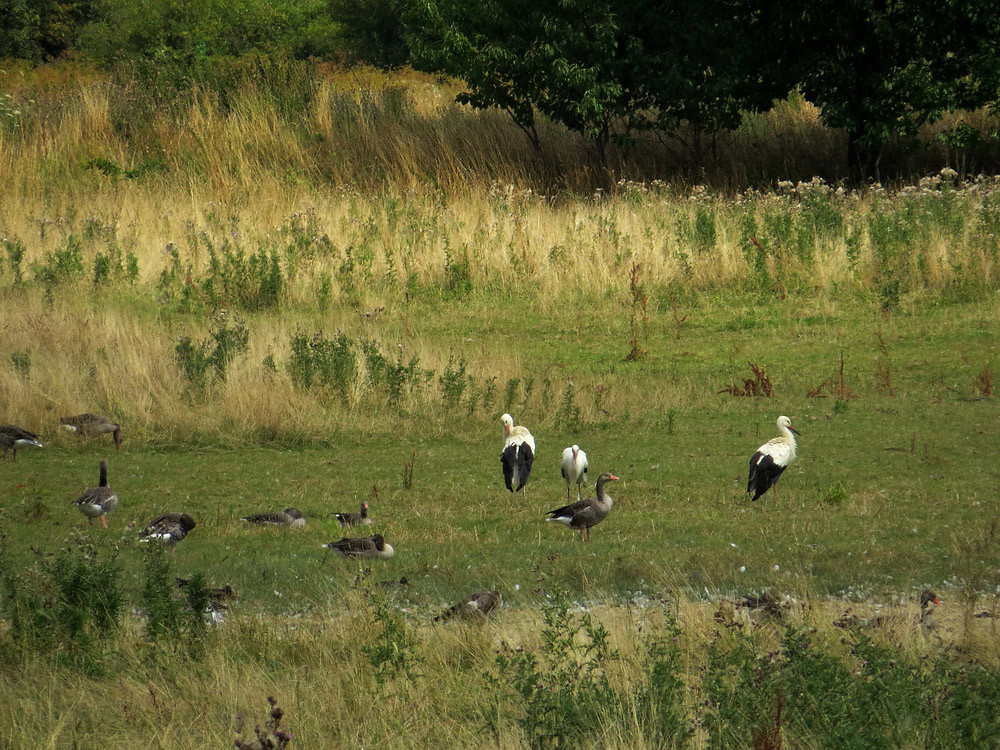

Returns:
176,577,238,604
747,416,800,501
323,533,395,559
546,472,619,542
435,591,502,622
141,513,196,551
72,459,118,528
242,507,306,527
501,413,535,492
336,501,372,527
61,413,122,449
560,444,589,502
0,425,43,461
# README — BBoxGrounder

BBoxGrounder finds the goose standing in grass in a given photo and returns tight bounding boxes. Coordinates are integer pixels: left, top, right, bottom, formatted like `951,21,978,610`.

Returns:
72,459,118,528
336,501,372,527
435,591,502,622
500,413,535,492
747,416,800,501
0,425,43,461
242,507,306,527
60,414,122,450
560,444,589,502
546,472,619,542
920,589,941,632
141,513,196,551
323,534,395,559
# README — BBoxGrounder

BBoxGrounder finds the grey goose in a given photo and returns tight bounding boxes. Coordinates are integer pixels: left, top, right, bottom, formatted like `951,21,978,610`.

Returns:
72,459,118,528
141,513,196,551
61,413,122,450
435,590,502,622
545,472,619,542
323,534,395,559
335,501,372,527
0,425,43,461
242,507,306,527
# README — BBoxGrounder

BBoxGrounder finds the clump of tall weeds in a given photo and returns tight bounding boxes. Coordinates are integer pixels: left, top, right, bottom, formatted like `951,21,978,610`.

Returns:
234,696,293,749
174,311,250,392
0,526,124,673
287,331,357,400
624,261,649,361
494,598,619,747
720,362,774,397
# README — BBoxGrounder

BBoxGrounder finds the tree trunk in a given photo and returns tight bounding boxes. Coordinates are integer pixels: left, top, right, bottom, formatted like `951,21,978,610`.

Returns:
594,124,612,189
847,126,880,184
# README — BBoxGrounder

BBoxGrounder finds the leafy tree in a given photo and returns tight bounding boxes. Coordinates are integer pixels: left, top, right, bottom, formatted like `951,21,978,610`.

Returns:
328,0,409,68
761,0,1000,180
78,0,337,65
404,0,793,172
0,0,98,61
626,1,796,167
405,0,661,170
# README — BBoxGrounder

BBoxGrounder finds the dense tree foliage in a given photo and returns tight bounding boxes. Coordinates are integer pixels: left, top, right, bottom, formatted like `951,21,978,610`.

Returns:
405,0,1000,179
327,0,408,67
759,0,1000,179
404,0,796,169
0,0,97,61
1,0,998,180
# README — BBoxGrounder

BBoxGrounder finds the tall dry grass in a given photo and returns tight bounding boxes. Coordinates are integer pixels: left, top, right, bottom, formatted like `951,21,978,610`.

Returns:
0,588,995,748
2,67,1000,443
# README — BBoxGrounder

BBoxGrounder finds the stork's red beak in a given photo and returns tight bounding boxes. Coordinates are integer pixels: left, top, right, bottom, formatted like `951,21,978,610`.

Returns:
789,426,801,436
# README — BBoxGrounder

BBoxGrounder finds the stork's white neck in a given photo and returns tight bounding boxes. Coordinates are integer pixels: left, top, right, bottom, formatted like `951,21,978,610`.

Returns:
777,425,797,459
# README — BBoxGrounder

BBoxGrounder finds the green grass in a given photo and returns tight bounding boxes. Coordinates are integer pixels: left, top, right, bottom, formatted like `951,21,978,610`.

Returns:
4,296,998,614
2,294,999,748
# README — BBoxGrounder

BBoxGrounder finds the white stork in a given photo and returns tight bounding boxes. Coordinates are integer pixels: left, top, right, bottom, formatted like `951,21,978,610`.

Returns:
747,415,800,501
500,413,535,492
560,444,588,502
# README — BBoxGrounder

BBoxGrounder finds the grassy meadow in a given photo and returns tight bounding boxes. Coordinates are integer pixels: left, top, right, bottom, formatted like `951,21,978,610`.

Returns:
1,65,1000,747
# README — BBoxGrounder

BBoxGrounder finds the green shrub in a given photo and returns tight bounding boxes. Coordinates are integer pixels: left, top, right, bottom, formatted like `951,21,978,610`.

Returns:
174,314,251,390
362,593,421,685
439,355,469,409
495,598,619,747
0,533,124,673
31,234,86,287
287,331,357,399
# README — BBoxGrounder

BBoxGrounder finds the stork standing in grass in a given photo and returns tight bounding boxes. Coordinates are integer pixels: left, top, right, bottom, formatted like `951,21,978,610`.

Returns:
747,415,800,501
500,413,535,492
560,444,588,502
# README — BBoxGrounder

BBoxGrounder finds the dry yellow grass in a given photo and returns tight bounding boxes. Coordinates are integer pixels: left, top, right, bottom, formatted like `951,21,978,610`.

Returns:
0,591,994,748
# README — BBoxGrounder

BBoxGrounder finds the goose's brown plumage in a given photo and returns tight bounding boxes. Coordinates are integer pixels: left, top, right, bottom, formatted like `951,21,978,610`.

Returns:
920,588,941,632
323,533,394,559
0,424,43,461
141,513,196,550
336,502,372,527
545,472,619,541
61,414,122,449
435,591,502,622
242,507,306,527
72,459,118,528
176,577,238,604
